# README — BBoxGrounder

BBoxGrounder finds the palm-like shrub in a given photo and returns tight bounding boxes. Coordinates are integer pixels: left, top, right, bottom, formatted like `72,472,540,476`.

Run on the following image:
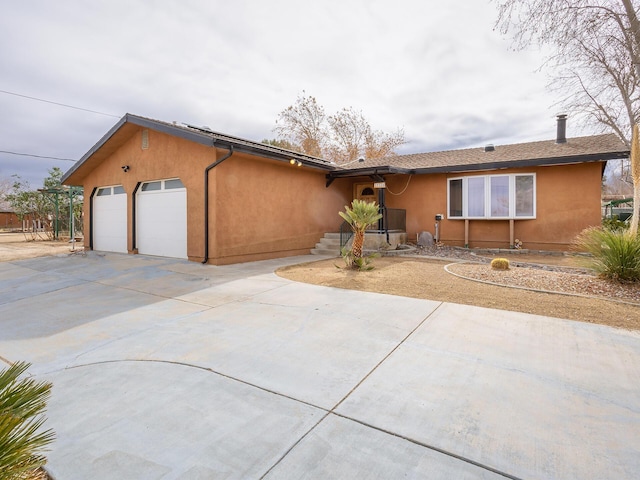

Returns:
339,199,382,259
575,227,640,282
0,362,55,479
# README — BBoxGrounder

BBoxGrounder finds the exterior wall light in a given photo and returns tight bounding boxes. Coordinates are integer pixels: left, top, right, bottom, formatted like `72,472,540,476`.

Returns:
121,165,130,172
289,159,296,165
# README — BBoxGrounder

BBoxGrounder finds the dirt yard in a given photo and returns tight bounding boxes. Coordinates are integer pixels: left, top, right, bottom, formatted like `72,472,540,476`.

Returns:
277,256,640,331
0,232,77,262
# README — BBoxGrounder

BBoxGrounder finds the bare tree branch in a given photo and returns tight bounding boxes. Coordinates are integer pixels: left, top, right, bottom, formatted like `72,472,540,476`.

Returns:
494,0,640,184
274,94,405,164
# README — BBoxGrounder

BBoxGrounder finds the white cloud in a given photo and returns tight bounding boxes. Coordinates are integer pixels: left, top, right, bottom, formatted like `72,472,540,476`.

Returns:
0,0,589,187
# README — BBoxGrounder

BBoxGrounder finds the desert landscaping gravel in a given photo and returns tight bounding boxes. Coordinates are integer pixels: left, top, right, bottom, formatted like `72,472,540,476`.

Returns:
447,263,640,304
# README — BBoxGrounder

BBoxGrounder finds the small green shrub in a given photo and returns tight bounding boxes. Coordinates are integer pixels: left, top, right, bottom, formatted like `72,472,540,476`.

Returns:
0,362,55,479
337,246,379,271
575,227,640,282
490,258,510,270
602,216,628,232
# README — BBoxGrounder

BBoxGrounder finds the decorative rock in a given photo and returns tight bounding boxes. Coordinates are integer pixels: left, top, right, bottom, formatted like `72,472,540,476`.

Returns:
417,231,434,247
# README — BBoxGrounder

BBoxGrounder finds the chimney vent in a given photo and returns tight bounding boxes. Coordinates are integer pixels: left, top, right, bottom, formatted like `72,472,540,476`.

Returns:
484,144,495,152
556,114,567,144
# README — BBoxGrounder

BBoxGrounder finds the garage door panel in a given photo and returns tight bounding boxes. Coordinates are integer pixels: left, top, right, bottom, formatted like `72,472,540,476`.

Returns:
136,181,187,259
93,187,127,253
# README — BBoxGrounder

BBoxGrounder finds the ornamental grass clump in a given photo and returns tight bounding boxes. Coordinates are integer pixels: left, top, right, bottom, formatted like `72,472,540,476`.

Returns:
575,227,640,282
490,258,510,270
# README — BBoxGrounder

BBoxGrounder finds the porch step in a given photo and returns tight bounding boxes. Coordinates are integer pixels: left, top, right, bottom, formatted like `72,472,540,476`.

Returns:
311,232,342,256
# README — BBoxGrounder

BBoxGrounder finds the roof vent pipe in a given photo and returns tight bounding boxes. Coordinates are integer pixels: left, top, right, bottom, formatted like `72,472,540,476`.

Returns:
556,114,567,144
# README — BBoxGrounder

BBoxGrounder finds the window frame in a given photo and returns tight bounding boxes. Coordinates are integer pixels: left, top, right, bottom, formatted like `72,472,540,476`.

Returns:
140,178,185,192
447,173,536,220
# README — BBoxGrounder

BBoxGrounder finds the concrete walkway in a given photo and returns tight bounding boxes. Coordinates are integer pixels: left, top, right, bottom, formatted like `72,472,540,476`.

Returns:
1,252,639,479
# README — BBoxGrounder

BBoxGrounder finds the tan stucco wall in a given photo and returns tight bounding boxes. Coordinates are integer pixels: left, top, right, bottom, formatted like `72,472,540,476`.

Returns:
78,127,349,264
380,162,603,251
74,124,605,260
79,128,213,258
207,152,349,264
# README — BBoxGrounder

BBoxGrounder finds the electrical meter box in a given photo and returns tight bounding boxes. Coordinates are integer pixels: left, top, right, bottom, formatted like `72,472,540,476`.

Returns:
435,214,444,221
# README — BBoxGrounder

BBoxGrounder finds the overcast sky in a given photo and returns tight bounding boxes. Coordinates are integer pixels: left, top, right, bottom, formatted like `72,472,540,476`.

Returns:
1,0,589,188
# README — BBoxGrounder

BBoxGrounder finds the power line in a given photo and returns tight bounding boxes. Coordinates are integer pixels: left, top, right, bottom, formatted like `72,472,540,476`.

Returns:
0,150,77,162
0,89,120,118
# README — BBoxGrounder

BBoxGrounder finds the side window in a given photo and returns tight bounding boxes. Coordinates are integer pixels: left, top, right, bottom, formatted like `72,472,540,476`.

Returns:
448,179,463,218
490,176,510,217
467,177,485,217
515,175,535,217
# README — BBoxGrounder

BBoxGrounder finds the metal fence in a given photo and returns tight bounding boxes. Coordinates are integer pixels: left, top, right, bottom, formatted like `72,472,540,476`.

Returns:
340,208,406,249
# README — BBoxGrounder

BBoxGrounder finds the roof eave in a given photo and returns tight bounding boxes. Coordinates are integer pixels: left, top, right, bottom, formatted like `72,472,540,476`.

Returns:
409,151,629,174
129,115,335,170
62,114,336,185
326,166,413,179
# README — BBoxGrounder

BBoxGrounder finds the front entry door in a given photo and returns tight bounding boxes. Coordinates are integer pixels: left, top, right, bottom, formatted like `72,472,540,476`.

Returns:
354,183,377,203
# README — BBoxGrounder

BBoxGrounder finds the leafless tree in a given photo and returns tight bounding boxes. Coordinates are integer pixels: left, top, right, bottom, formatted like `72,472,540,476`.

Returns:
494,0,640,180
274,93,405,164
327,107,405,164
274,92,327,158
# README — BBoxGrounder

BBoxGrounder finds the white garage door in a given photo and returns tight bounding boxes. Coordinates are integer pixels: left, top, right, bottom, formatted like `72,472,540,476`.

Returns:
136,178,187,259
93,185,127,253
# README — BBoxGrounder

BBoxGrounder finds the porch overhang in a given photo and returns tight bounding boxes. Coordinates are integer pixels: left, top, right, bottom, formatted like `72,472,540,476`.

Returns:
325,166,413,186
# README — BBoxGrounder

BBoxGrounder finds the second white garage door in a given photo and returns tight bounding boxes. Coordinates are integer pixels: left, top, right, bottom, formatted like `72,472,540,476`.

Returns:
136,178,187,259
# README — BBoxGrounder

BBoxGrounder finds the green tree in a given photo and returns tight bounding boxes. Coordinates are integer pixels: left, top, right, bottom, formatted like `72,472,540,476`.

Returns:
0,361,55,479
42,167,63,191
3,168,83,240
3,176,38,237
339,199,382,261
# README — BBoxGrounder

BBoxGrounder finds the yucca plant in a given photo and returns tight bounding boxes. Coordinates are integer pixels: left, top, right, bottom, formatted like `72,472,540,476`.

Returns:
0,362,55,480
339,199,382,259
575,227,640,282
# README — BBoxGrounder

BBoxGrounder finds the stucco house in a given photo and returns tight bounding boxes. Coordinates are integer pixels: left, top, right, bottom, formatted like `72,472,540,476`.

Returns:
61,113,629,264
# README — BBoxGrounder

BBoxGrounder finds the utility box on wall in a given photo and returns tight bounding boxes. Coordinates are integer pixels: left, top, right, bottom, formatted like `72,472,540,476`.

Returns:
435,214,443,221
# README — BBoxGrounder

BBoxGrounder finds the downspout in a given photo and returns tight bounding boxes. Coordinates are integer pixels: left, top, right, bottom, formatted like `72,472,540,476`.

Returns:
88,187,98,250
202,145,234,264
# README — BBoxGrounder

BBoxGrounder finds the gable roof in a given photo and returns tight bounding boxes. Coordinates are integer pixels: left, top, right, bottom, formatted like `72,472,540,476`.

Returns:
62,114,334,184
63,113,630,186
327,133,629,179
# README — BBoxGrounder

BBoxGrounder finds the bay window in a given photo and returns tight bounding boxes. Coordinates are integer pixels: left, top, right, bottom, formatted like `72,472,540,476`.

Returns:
448,173,536,219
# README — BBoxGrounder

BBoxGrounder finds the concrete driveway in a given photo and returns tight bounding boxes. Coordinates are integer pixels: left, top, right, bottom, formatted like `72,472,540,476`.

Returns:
1,252,639,479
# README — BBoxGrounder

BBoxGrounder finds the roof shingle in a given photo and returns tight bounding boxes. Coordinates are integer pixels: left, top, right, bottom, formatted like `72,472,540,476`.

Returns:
347,133,628,173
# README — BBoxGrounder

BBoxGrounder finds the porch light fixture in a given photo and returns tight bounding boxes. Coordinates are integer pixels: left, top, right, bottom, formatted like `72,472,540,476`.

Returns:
297,161,302,167
121,165,130,172
290,159,296,165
